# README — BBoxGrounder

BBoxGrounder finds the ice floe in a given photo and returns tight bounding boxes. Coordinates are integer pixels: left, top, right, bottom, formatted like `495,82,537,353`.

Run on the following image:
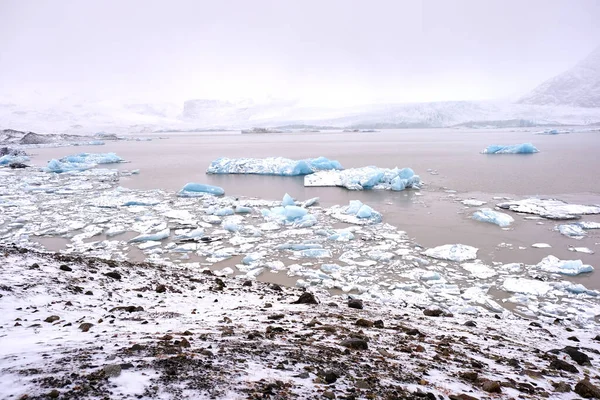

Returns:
421,244,478,262
497,198,600,220
537,255,593,276
569,246,595,254
471,208,514,227
481,143,539,154
327,200,382,225
206,156,342,176
305,166,421,191
556,221,600,238
44,152,124,173
0,154,30,166
178,182,225,196
461,199,487,207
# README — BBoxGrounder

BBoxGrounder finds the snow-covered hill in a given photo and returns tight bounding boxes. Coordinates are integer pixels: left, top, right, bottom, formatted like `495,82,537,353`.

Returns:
519,46,600,108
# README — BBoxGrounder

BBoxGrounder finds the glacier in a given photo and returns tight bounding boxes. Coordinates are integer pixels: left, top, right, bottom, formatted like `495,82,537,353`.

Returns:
206,156,343,176
481,143,539,154
537,255,593,276
497,198,600,220
178,183,225,197
305,166,421,191
44,152,124,173
471,208,514,227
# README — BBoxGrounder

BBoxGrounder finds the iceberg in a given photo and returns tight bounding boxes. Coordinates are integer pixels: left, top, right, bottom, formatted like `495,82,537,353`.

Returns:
502,278,552,296
174,228,204,240
262,205,310,224
282,193,295,206
206,156,343,176
461,199,487,207
296,249,332,258
0,155,29,166
497,198,600,220
481,143,539,154
556,221,600,238
471,208,514,227
129,228,170,243
422,244,478,262
537,255,593,276
235,206,252,214
331,200,382,224
178,183,225,197
44,152,124,173
305,166,421,191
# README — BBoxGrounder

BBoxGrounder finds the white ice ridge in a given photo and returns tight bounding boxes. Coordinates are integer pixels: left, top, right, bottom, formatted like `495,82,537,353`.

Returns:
206,156,343,176
481,143,539,154
471,208,514,227
304,166,421,191
44,152,124,173
497,198,600,220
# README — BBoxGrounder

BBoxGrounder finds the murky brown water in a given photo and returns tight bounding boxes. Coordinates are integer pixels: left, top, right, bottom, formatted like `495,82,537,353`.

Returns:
29,128,600,287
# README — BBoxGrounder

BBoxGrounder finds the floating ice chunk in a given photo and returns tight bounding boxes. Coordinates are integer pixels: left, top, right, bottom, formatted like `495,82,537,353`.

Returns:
461,262,496,279
556,221,600,238
331,200,382,225
276,242,323,251
178,183,224,196
537,255,593,276
223,221,241,232
471,208,514,227
422,244,478,262
356,204,374,219
305,166,421,191
44,152,123,173
328,230,354,241
123,199,160,207
282,193,295,206
553,282,598,296
0,155,29,165
502,278,552,296
296,249,332,258
481,143,539,154
235,206,252,214
214,207,234,216
206,156,343,176
129,228,170,243
174,228,204,240
138,241,162,250
367,250,394,261
242,252,265,265
578,221,600,229
569,247,595,254
497,198,600,220
345,200,364,215
302,197,319,207
320,264,341,273
461,199,487,207
294,214,317,228
532,243,551,248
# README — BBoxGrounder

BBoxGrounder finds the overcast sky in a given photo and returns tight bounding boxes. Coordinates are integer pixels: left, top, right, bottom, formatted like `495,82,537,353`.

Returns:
1,0,599,107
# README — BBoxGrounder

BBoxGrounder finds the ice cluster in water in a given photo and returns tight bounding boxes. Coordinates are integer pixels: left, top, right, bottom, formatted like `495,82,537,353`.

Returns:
481,143,539,154
178,183,225,197
206,156,343,176
305,166,421,191
497,198,600,220
471,208,514,227
0,155,30,166
44,152,124,173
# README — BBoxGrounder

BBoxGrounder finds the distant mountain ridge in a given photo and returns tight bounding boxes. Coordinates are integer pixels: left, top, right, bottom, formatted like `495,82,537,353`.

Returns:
519,46,600,108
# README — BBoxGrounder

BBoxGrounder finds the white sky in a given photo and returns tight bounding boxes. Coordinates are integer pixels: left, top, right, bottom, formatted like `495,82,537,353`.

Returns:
1,0,599,107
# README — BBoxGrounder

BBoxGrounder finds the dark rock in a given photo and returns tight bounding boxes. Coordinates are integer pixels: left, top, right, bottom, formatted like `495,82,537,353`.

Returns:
129,344,144,351
48,389,60,398
155,284,167,293
84,291,93,296
327,302,339,307
59,265,72,272
481,380,502,393
120,363,134,370
423,308,443,317
340,338,368,350
105,271,122,280
459,371,478,382
464,321,477,327
44,315,60,323
242,280,252,287
78,323,93,332
405,328,422,336
264,303,273,308
268,314,285,320
103,364,122,378
575,379,600,398
550,358,579,373
294,371,309,379
594,334,600,341
373,320,385,328
529,321,542,328
347,298,363,309
355,318,374,328
323,370,338,384
567,336,580,342
323,391,336,399
215,278,225,287
109,306,144,313
563,346,591,366
292,292,318,305
355,380,371,389
552,381,571,393
449,395,479,400
269,283,283,292
179,338,191,348
9,162,28,169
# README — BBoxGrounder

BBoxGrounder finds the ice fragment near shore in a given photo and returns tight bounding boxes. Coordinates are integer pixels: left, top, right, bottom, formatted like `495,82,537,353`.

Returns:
305,166,420,191
328,200,382,225
422,244,478,262
471,208,514,227
178,183,225,196
44,152,124,173
497,198,600,220
0,155,29,165
129,228,170,243
482,143,539,154
502,278,552,296
282,193,295,206
537,255,593,276
206,156,342,176
462,199,487,207
556,221,600,238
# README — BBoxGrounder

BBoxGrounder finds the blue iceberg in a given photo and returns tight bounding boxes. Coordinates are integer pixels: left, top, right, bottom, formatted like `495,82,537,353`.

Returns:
482,143,539,154
129,228,170,243
305,166,421,191
282,193,295,206
471,208,514,227
537,255,593,276
0,155,30,166
44,152,124,173
344,200,382,223
178,183,225,197
206,156,343,176
556,221,600,238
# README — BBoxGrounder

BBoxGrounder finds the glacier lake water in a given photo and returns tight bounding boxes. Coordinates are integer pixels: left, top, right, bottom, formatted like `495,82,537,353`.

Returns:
28,128,600,289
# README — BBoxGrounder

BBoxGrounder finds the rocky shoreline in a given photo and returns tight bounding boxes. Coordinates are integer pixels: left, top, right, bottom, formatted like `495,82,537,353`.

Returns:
1,245,600,399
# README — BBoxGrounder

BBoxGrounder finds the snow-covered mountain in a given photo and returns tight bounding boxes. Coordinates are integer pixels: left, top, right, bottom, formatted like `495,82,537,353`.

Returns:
519,46,600,108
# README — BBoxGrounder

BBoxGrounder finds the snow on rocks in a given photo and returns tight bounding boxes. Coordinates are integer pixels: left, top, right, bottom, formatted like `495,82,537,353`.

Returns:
497,198,600,220
422,244,478,262
206,156,343,176
481,143,539,154
471,208,514,227
304,166,421,191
